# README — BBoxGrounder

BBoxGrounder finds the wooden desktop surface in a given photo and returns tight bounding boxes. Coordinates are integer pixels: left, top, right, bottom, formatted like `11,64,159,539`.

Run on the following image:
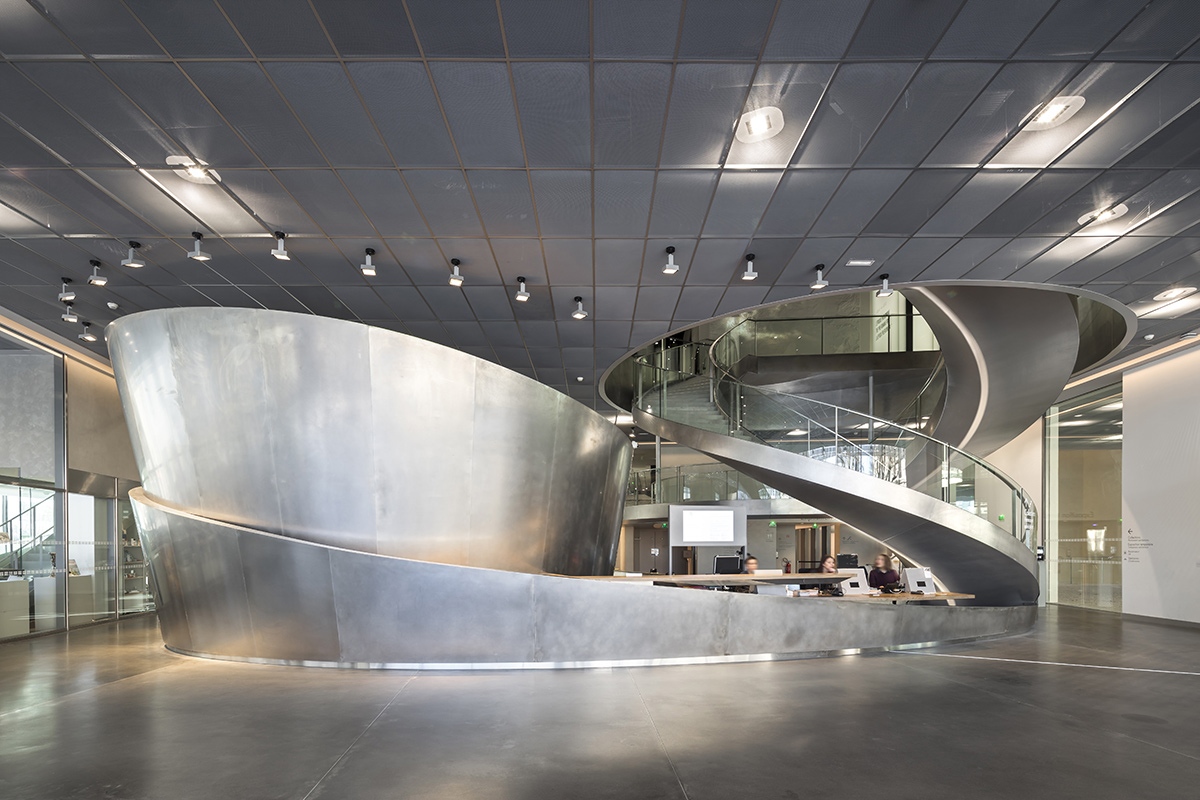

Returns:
832,591,975,603
580,572,859,586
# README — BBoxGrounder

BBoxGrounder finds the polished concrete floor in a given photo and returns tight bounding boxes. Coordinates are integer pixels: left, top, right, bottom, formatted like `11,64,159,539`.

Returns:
0,606,1197,799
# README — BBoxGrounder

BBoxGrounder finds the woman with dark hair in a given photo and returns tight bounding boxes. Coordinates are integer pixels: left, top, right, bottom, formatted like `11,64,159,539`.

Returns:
817,554,838,574
868,553,900,589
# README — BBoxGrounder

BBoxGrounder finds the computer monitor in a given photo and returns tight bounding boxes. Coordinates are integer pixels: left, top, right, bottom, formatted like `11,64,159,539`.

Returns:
840,568,872,595
837,553,859,569
903,567,936,593
713,555,742,574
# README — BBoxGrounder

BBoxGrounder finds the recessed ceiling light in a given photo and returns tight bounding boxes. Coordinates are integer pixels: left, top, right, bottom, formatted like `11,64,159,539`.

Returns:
188,232,211,262
576,376,584,382
107,301,119,311
1077,203,1128,227
360,248,376,277
741,253,757,281
1144,333,1155,340
1026,95,1086,131
448,258,464,287
121,241,145,268
1182,330,1199,339
87,259,107,287
735,106,784,143
1152,286,1196,302
515,277,530,302
166,155,220,184
846,258,875,267
270,231,289,261
662,246,678,275
786,429,806,436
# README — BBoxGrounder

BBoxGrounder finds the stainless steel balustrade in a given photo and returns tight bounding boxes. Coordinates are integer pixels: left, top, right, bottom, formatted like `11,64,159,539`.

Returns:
633,348,1036,547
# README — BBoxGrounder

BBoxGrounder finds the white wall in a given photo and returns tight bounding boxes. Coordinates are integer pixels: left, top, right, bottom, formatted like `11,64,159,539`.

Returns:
1122,346,1200,624
985,418,1045,523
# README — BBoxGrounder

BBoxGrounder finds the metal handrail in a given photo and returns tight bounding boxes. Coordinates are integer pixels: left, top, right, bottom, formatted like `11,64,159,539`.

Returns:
634,341,1037,547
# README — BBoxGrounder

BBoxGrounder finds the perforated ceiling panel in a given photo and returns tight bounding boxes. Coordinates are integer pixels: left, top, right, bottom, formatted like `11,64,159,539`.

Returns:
1,0,1200,409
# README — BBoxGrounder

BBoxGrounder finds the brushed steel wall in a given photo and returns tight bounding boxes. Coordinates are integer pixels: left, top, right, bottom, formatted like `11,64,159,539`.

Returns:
108,308,630,576
132,490,1036,667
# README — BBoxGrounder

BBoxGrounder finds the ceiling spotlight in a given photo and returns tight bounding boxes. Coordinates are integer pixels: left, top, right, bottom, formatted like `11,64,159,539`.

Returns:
270,231,289,261
1077,203,1129,227
121,241,145,268
1182,330,1199,340
448,258,464,287
515,276,530,302
87,260,108,287
1152,286,1196,302
78,323,98,343
571,296,589,320
846,258,875,267
61,308,79,324
166,155,220,184
742,253,757,281
188,232,211,262
631,440,638,449
106,301,119,311
876,273,894,298
1026,95,1086,131
58,279,76,304
810,264,829,290
735,106,785,143
663,246,678,275
360,248,376,277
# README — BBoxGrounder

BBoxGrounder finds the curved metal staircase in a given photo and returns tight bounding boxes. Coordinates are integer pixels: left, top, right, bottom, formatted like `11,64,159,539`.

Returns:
630,345,1040,606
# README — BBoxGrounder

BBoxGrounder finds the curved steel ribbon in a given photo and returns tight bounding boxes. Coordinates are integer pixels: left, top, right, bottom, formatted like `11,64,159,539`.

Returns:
108,308,631,577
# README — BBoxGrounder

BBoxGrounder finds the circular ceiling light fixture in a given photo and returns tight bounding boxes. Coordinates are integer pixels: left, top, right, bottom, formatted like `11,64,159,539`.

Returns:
735,106,784,143
1026,95,1086,131
1077,203,1128,227
166,155,221,184
1152,286,1196,302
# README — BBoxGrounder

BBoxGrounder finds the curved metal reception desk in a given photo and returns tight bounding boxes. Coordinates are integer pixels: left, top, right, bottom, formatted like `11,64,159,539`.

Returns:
131,490,1034,668
111,308,1036,669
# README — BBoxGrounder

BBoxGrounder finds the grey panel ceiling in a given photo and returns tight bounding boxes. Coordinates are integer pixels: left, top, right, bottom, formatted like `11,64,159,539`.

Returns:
2,0,1200,409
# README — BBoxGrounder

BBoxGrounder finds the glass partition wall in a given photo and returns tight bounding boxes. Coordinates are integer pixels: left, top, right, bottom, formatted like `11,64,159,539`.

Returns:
1045,384,1123,612
0,328,150,643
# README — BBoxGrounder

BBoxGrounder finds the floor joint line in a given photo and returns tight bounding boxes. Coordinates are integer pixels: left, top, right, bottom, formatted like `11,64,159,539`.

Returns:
300,676,416,800
628,669,691,800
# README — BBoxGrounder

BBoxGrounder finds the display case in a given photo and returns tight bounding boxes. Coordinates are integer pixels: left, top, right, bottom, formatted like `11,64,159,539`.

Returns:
117,499,153,614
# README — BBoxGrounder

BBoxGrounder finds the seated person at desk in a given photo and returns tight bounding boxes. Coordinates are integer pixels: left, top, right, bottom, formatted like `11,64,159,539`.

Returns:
868,553,900,589
731,555,758,594
815,554,841,594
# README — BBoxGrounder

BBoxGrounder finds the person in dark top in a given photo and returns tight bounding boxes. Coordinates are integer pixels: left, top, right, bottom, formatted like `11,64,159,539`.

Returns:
816,554,841,594
731,555,758,594
868,553,900,589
